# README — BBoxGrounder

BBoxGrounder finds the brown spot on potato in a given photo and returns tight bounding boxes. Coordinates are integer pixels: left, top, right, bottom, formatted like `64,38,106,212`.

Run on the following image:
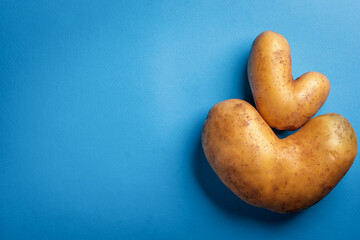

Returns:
234,103,243,109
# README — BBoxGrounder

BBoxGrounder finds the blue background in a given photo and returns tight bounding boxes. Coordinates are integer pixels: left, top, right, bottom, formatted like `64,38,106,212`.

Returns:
1,1,359,239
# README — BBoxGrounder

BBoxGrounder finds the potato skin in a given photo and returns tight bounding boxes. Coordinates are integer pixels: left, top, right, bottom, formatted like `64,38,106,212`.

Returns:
248,31,330,130
202,99,357,213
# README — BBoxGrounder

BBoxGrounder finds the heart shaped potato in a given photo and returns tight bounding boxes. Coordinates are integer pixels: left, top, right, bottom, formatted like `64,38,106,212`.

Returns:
248,31,330,130
202,99,357,213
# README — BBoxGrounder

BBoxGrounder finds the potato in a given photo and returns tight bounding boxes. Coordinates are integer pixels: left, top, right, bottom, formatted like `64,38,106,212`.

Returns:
248,31,330,130
202,99,357,213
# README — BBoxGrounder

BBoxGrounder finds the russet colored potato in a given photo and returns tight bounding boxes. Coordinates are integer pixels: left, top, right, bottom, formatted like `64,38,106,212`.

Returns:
248,31,330,130
202,99,357,213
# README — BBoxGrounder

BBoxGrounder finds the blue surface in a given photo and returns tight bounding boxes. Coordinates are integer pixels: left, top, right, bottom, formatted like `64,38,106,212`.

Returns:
1,1,360,239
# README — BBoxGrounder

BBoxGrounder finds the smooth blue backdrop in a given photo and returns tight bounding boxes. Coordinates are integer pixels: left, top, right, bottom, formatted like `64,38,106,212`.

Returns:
1,1,360,239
